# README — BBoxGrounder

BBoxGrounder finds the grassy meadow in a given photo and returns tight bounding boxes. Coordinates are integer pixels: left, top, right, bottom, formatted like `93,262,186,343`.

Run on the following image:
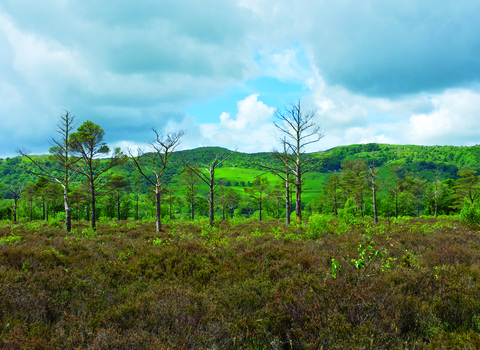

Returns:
2,216,480,349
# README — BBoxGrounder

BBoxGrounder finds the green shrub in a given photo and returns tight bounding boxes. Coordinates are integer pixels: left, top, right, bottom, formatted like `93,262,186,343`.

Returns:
230,216,249,226
306,213,332,239
152,237,163,246
108,222,120,228
338,197,359,226
74,227,96,239
0,220,11,227
459,201,480,225
49,219,62,229
23,221,44,230
201,223,217,237
125,222,137,229
0,233,22,244
289,215,305,230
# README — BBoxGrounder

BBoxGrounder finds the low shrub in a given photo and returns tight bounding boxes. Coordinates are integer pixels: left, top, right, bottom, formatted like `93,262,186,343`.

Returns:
459,201,480,226
0,233,22,245
1,218,480,348
306,213,332,239
48,219,62,229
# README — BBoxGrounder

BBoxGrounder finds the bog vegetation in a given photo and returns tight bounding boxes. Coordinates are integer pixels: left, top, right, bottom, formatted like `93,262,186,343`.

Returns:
2,216,480,348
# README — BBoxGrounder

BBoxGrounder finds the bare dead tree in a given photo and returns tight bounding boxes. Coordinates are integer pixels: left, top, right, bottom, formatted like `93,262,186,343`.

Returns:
433,167,443,219
273,101,324,221
182,149,236,227
365,156,382,226
5,183,24,222
255,139,294,227
128,129,184,232
17,111,78,232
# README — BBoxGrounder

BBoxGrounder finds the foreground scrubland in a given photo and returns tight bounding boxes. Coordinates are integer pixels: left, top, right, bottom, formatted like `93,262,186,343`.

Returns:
2,216,480,349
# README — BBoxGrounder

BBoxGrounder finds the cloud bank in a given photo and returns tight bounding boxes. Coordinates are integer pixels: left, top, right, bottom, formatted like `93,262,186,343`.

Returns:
0,0,479,157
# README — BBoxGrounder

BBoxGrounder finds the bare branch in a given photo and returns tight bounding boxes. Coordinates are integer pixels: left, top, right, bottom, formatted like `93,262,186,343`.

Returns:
127,128,184,232
270,101,324,221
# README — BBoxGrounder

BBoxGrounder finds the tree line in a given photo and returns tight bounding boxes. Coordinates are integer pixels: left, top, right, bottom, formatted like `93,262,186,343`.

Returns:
2,102,322,232
2,104,480,230
314,159,480,225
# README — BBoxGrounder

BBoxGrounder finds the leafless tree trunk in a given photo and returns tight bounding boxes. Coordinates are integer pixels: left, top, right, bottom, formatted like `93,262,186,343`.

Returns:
365,157,382,226
7,184,24,222
273,101,324,221
183,150,236,226
128,129,184,232
18,111,78,232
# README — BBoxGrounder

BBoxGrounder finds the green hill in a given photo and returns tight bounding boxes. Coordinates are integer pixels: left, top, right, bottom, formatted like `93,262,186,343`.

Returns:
2,143,480,194
1,143,479,220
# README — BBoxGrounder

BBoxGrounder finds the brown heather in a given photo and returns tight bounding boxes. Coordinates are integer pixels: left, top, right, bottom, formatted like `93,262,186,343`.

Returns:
1,217,480,349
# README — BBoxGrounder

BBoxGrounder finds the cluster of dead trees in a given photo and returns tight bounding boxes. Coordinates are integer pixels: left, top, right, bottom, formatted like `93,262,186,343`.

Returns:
13,101,324,232
10,101,480,232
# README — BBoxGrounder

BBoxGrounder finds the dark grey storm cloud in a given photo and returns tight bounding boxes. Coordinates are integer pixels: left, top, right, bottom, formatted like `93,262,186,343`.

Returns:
239,0,480,96
303,0,480,96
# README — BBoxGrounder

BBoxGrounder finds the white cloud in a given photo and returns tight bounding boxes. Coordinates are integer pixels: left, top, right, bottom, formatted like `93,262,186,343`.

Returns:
405,89,480,146
0,80,22,110
0,2,258,157
220,94,275,131
240,0,480,96
258,48,312,83
0,14,88,101
344,126,398,145
299,67,480,149
181,94,280,153
169,76,480,154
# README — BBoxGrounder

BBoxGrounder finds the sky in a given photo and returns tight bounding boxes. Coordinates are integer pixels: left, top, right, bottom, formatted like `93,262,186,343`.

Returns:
1,0,480,158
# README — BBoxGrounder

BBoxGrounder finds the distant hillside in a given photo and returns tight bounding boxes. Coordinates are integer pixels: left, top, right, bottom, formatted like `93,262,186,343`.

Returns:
319,143,480,180
1,143,479,204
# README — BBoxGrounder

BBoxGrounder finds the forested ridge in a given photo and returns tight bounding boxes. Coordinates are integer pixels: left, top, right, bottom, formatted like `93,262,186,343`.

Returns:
4,142,478,186
1,141,480,223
